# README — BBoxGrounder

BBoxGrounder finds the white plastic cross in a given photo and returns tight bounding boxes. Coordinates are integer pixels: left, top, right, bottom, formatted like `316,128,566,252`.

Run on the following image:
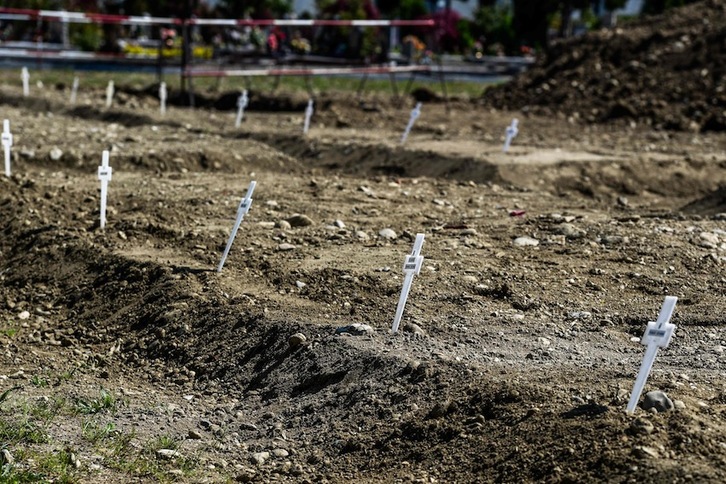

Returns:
2,120,13,177
626,296,678,414
106,80,114,108
392,233,425,333
217,181,256,272
70,76,79,104
159,82,167,115
235,90,248,128
21,67,29,97
400,102,422,145
303,99,314,135
97,150,113,230
503,118,519,153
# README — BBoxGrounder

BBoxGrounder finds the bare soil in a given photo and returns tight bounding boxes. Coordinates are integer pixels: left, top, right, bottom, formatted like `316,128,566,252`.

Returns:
0,79,725,483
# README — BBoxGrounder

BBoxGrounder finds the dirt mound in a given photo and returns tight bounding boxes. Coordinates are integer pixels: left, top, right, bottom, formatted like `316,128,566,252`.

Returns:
482,0,726,132
681,185,726,215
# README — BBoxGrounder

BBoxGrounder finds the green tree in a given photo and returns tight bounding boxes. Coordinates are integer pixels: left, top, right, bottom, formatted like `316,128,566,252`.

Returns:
642,0,699,14
217,0,292,18
376,0,428,19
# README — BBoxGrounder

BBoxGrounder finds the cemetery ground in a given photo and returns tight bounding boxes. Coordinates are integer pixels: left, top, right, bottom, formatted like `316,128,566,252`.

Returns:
0,80,725,483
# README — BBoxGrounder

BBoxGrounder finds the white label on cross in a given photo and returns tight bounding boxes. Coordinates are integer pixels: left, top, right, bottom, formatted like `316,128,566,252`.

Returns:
217,180,257,272
70,76,79,104
392,233,425,333
626,296,678,414
235,90,248,128
503,118,519,153
159,82,167,115
98,150,112,229
2,119,12,177
21,67,29,97
400,102,422,145
106,81,115,108
303,99,314,135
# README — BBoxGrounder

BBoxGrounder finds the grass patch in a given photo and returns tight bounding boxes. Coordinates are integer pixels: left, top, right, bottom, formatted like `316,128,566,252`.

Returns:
30,375,49,388
0,417,49,445
0,327,18,338
74,388,118,415
81,419,116,443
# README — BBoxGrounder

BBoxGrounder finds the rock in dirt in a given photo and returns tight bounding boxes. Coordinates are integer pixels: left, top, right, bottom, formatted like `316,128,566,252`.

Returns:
557,223,586,240
278,243,296,251
698,232,719,249
251,451,270,466
629,418,654,435
187,429,203,440
49,147,63,161
288,333,307,348
286,214,314,227
335,323,374,336
428,400,452,419
271,448,289,458
156,449,181,459
403,322,426,336
642,391,674,413
513,236,539,247
378,228,397,240
18,310,30,320
633,445,660,459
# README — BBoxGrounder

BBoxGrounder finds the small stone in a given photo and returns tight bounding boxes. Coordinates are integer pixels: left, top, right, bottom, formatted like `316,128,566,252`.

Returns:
251,451,270,466
295,280,306,289
271,449,289,458
633,445,659,459
236,467,257,482
277,220,292,230
673,400,686,410
278,243,296,251
49,147,63,161
288,333,307,348
698,232,719,248
569,311,592,319
428,400,451,418
462,275,478,284
187,429,203,440
156,449,181,459
1,449,14,465
513,236,539,247
378,228,397,240
630,418,654,435
402,322,426,336
557,223,585,240
355,230,369,240
334,219,345,228
335,323,374,336
18,310,30,320
461,228,478,236
600,235,626,246
642,391,674,413
617,196,629,207
286,214,314,227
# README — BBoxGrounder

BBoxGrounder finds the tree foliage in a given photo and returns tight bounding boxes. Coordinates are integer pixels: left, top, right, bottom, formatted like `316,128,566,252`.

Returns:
641,0,699,14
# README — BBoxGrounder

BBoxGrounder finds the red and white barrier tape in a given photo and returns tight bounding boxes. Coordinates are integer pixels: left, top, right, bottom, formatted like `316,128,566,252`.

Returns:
0,8,174,25
0,8,434,27
187,19,435,27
